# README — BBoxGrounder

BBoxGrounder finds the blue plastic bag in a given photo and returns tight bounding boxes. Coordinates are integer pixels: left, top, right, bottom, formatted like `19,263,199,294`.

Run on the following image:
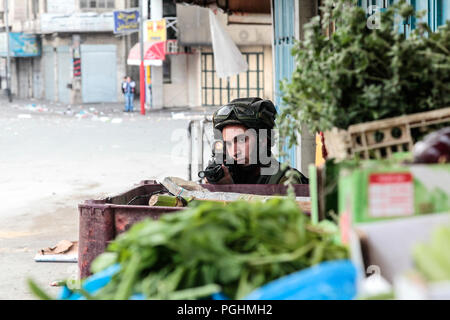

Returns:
244,260,357,300
59,264,121,300
61,260,357,300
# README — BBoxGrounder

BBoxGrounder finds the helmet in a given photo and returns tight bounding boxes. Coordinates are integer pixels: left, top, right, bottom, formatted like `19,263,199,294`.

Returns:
212,97,277,131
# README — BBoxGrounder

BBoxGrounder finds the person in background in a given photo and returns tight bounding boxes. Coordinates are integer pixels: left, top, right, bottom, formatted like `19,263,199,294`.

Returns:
122,76,136,112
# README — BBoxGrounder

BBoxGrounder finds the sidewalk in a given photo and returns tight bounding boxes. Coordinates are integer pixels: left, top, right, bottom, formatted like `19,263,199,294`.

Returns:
0,97,215,119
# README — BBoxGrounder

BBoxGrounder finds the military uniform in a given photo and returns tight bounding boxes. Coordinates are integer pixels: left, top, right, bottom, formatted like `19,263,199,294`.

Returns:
255,162,309,185
229,159,308,185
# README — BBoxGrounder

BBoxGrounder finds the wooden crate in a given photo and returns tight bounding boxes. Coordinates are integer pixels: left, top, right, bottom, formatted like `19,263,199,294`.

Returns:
324,107,450,160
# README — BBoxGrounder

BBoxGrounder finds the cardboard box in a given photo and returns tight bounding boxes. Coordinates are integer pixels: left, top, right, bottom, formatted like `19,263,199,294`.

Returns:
394,272,450,300
339,163,450,224
348,212,450,300
349,212,450,284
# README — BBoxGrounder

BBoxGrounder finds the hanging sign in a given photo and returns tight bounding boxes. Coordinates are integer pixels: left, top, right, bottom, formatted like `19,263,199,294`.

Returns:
113,10,140,34
145,19,167,42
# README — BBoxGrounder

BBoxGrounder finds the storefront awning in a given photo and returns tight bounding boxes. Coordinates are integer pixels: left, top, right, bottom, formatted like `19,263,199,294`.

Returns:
127,41,166,67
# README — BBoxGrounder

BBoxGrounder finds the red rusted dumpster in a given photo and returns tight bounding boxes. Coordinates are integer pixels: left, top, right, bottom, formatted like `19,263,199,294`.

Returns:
78,180,310,279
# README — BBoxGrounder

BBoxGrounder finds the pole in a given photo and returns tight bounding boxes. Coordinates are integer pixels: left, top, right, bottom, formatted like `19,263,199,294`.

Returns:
4,0,12,102
139,0,146,115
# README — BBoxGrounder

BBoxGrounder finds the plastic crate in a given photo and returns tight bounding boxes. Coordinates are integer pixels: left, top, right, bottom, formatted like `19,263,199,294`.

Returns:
78,180,310,278
324,107,450,160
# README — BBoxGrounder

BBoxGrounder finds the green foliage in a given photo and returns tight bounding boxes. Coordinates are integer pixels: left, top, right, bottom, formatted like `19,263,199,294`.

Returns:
279,0,450,144
86,198,348,300
27,279,54,300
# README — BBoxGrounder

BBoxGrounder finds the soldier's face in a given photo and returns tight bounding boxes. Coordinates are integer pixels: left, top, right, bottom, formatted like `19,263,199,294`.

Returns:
222,124,258,166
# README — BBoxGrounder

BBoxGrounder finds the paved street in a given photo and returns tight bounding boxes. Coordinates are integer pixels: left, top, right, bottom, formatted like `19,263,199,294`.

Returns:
0,98,213,299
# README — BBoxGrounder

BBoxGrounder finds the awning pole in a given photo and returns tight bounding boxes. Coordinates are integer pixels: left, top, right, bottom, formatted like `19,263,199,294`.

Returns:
139,0,146,115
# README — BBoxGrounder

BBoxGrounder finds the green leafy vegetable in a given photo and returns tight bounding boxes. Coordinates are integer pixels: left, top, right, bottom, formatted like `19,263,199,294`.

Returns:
27,279,54,300
86,198,348,300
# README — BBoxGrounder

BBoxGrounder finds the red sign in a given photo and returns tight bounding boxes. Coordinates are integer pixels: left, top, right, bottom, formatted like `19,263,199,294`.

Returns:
369,173,413,184
368,173,414,218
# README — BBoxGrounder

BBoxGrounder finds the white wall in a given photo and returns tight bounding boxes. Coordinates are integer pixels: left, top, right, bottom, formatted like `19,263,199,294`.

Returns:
187,51,201,107
177,4,272,46
163,54,188,107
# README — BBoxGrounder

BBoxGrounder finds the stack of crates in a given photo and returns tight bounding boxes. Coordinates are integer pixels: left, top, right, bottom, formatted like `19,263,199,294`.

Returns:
324,107,450,161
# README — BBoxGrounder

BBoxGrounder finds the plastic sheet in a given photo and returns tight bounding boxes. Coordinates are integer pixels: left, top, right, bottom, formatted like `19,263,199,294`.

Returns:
208,9,248,79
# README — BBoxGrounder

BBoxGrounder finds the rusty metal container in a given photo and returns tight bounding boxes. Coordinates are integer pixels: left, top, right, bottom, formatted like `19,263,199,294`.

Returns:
78,180,310,278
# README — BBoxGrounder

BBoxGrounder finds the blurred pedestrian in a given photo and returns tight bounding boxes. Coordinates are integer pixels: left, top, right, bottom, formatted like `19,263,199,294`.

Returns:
122,76,136,112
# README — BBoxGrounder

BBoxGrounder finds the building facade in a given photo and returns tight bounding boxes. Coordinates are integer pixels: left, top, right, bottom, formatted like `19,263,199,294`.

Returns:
0,0,44,100
0,0,138,104
169,3,274,108
0,0,274,108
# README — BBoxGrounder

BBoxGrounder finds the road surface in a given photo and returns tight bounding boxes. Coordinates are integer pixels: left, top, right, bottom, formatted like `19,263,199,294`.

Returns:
0,99,213,299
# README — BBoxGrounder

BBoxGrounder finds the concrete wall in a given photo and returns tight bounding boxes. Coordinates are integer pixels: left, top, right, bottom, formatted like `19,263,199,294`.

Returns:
163,54,188,107
177,4,272,46
186,51,201,107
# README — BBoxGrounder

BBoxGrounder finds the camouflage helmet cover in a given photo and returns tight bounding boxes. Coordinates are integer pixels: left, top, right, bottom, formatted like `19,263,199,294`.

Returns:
213,97,277,131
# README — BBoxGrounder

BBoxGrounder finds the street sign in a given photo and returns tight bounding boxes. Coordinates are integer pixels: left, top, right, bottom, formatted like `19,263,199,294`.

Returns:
145,19,167,42
0,33,41,57
113,10,140,34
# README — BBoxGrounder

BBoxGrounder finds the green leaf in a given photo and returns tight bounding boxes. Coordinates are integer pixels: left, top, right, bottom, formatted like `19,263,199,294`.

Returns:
27,279,54,300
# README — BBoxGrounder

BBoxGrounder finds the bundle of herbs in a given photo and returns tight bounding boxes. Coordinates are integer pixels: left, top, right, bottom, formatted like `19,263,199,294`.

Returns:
45,199,347,300
278,0,450,146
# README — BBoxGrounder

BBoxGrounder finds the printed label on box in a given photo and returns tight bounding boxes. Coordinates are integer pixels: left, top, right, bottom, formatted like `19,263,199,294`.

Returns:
369,173,414,218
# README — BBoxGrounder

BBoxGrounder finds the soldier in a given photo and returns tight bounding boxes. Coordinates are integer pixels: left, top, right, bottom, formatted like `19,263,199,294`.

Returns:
201,97,309,185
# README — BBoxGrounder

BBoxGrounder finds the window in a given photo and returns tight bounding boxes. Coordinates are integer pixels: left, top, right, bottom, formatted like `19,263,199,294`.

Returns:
163,0,177,17
163,56,171,84
201,52,265,107
80,0,115,9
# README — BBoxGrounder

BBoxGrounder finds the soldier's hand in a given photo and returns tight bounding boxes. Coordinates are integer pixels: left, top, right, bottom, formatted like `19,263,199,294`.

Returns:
207,165,234,184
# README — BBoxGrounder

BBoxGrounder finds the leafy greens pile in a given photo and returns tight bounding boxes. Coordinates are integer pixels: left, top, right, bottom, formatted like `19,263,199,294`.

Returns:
279,0,450,143
85,198,348,300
